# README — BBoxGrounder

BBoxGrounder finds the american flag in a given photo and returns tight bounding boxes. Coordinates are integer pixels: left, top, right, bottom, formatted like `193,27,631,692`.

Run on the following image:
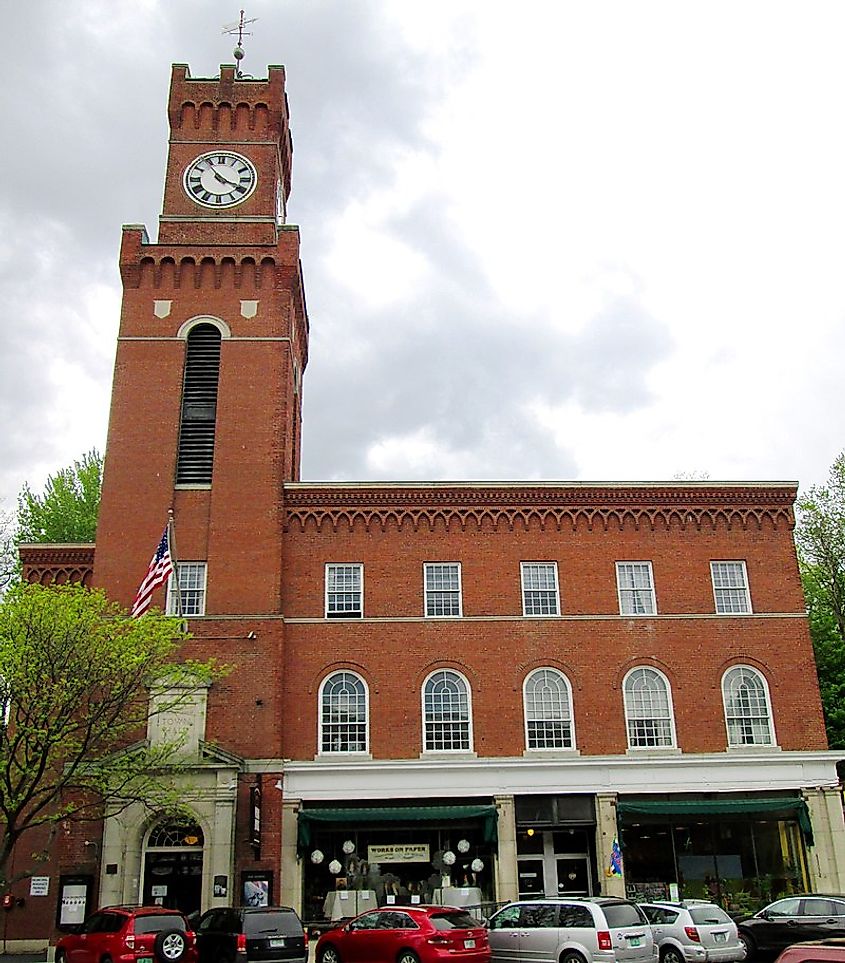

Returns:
131,527,174,617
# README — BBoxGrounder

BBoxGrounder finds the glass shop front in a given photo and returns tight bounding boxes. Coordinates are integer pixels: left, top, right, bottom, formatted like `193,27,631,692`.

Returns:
298,802,498,925
619,793,812,913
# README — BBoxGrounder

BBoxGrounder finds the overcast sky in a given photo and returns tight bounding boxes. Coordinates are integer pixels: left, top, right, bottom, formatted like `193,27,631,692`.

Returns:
2,1,845,515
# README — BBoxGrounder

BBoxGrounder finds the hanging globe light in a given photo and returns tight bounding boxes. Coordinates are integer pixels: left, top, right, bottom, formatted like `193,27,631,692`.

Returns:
311,850,324,865
328,859,342,875
457,839,470,853
442,850,456,866
471,858,484,873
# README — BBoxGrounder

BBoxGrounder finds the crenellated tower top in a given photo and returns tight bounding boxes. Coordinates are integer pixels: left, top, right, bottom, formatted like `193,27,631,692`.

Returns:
158,63,293,246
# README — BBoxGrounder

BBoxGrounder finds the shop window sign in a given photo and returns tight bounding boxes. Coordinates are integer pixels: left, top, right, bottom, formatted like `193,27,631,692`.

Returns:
368,844,430,863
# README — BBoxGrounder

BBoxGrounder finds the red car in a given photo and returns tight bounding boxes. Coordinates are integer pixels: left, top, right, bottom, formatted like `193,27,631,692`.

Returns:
56,905,196,963
316,905,490,963
776,942,845,963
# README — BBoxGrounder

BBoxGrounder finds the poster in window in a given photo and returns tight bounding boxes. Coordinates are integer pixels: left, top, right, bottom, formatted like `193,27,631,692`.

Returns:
242,871,272,907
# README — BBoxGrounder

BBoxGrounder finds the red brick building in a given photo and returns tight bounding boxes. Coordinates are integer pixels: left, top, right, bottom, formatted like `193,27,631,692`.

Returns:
12,60,845,947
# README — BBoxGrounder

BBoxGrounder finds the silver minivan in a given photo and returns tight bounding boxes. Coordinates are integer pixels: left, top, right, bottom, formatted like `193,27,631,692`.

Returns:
639,902,745,963
487,897,656,963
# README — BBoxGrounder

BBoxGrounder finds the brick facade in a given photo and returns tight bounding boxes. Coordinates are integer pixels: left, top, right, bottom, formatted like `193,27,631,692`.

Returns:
10,61,844,947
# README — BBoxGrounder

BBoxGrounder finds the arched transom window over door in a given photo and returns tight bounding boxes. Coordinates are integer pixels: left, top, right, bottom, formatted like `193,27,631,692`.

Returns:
722,665,775,746
319,671,368,753
623,667,676,749
423,670,472,752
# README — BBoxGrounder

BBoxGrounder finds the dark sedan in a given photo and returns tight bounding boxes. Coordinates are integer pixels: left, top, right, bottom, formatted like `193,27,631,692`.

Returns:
738,896,845,959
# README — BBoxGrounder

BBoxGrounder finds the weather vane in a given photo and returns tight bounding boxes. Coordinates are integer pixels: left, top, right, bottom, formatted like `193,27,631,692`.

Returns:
222,9,258,77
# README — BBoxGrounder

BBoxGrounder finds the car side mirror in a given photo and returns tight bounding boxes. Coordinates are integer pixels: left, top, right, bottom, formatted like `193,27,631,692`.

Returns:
758,910,771,920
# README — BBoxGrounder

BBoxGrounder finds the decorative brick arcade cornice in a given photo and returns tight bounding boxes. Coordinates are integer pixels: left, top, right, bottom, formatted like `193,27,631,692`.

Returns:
18,543,95,587
282,482,797,534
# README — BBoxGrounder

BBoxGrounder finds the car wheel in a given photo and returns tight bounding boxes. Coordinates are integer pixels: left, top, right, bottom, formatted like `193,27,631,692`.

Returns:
319,945,342,963
561,952,587,963
154,929,188,963
396,952,420,963
662,947,685,963
737,932,755,961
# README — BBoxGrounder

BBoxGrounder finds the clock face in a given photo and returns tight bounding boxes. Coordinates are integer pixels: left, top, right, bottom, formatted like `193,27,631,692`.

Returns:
183,151,257,208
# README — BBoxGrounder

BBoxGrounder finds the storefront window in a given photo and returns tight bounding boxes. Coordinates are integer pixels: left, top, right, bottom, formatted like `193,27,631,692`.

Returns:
621,808,808,912
302,823,494,925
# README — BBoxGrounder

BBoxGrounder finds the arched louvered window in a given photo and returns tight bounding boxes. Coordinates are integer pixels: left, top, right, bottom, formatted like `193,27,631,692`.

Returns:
176,323,222,483
524,668,575,749
722,666,775,746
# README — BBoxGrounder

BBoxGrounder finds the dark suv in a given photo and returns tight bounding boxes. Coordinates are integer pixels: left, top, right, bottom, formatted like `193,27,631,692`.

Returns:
55,905,195,963
194,907,307,963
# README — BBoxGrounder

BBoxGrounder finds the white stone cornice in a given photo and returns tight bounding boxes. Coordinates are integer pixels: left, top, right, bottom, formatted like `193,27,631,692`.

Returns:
281,750,843,801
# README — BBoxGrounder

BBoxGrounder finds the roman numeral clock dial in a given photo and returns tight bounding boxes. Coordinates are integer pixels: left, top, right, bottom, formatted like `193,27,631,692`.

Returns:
183,151,257,208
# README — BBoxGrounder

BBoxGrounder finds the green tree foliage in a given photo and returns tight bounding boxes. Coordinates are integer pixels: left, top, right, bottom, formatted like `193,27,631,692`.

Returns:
0,505,15,590
0,582,215,887
796,452,845,748
17,448,102,543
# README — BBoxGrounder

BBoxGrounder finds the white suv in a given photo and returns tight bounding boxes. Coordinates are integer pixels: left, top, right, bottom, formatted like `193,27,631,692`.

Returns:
639,902,745,963
487,897,656,963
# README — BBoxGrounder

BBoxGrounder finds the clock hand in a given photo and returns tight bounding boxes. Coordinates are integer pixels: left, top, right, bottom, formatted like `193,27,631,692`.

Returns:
214,168,241,187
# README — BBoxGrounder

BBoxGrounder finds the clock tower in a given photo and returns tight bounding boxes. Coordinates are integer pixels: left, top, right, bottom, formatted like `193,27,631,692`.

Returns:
94,62,308,615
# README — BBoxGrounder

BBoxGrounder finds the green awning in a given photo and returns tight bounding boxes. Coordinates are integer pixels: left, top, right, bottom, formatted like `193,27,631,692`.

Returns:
297,804,499,853
617,796,814,846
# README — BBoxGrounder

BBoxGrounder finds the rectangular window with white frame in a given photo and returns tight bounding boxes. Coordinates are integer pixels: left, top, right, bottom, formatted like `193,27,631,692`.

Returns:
167,561,207,617
616,561,657,615
424,562,462,617
711,561,752,614
325,563,363,619
521,562,560,616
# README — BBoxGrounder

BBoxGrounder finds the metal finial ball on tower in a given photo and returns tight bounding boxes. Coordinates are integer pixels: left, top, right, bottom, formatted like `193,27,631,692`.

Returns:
234,45,245,61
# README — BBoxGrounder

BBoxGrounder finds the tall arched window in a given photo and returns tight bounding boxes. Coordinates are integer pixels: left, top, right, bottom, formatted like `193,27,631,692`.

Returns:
422,670,472,752
524,668,575,749
623,667,676,748
722,666,774,746
319,671,368,753
176,322,222,484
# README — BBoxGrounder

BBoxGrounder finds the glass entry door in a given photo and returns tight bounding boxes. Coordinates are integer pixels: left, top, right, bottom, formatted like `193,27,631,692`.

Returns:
517,858,546,899
556,856,591,896
516,830,594,898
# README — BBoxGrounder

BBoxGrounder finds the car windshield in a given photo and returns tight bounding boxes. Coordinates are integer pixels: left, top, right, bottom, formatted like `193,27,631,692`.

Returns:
430,911,480,930
244,911,302,937
689,906,732,926
135,916,187,934
603,904,646,928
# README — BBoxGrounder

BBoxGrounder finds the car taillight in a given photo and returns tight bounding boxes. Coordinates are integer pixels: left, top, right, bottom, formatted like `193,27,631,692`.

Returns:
598,931,613,950
303,931,309,948
427,936,451,946
185,931,196,947
124,935,135,950
685,927,701,943
237,934,247,953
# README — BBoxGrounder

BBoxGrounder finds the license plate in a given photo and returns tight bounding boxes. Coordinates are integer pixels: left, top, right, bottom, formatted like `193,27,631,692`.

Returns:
268,938,285,948
629,937,642,947
715,933,727,943
464,939,476,948
138,957,153,963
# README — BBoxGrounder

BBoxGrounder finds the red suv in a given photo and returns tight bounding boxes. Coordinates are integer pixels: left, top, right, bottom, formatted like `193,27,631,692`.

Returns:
56,905,196,963
316,905,490,963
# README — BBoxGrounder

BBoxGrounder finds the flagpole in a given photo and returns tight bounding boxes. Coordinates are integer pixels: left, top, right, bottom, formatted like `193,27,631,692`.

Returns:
167,507,183,619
